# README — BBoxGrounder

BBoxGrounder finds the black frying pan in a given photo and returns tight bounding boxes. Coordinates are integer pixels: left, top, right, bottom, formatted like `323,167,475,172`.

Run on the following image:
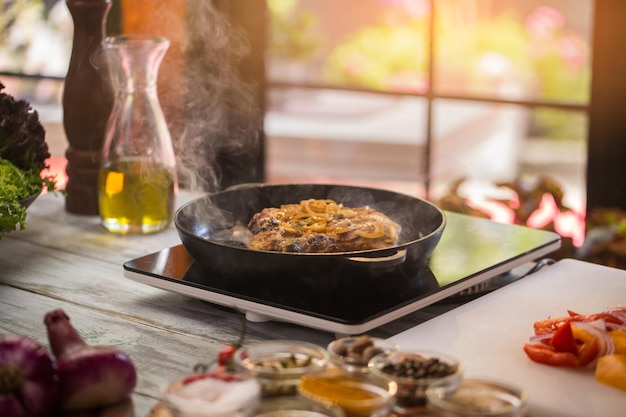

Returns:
175,183,446,284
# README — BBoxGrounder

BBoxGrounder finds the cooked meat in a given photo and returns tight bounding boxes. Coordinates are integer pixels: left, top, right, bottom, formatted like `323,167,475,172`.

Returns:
247,199,401,253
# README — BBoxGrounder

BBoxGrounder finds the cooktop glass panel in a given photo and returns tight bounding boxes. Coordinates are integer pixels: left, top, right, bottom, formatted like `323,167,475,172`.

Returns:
124,212,561,326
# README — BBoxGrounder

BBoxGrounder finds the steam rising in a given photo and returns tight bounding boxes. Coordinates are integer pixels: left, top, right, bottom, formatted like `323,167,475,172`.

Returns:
169,1,264,193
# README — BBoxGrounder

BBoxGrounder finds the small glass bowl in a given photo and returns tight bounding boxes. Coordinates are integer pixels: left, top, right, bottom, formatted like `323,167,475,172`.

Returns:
426,378,528,417
254,396,346,417
233,340,329,397
161,370,261,417
368,349,462,414
297,367,397,417
327,336,398,373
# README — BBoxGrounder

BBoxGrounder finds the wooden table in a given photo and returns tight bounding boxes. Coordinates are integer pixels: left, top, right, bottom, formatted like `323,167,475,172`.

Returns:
0,191,461,416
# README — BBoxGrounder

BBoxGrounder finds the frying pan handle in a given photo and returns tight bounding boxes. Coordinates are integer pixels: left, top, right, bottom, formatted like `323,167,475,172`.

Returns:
344,249,407,267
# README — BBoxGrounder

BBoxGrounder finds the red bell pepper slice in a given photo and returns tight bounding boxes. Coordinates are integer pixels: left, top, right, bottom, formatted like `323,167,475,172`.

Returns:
534,311,624,335
523,343,579,368
534,316,571,335
550,321,578,355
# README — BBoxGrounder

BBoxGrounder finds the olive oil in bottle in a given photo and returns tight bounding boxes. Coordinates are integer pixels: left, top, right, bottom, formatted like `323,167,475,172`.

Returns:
99,159,175,234
99,35,177,234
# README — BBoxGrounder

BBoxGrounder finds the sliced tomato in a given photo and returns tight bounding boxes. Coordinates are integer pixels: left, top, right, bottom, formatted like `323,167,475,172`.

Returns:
523,343,579,368
550,321,578,354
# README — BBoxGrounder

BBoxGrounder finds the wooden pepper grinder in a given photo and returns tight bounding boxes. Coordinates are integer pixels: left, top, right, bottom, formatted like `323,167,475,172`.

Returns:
62,0,114,215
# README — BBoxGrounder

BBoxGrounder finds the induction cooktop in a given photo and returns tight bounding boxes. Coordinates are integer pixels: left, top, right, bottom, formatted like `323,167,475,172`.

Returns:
123,212,561,334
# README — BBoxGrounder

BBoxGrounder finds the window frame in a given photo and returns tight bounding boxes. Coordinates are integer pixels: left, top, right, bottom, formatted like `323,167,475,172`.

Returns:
263,0,593,202
586,0,626,213
3,0,623,214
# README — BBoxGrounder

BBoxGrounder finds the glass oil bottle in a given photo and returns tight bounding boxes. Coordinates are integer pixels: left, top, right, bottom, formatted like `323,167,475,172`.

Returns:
99,34,177,234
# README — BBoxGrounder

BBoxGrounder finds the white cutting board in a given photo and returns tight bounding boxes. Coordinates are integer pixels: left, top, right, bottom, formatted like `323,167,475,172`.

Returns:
389,259,626,417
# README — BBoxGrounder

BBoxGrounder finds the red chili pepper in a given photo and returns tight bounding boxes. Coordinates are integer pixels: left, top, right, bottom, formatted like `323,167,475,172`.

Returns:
182,373,212,385
182,367,240,385
217,345,237,367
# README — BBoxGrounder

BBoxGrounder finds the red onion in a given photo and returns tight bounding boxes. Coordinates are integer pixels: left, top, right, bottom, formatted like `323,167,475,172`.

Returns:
44,309,137,411
572,320,615,368
0,334,58,417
